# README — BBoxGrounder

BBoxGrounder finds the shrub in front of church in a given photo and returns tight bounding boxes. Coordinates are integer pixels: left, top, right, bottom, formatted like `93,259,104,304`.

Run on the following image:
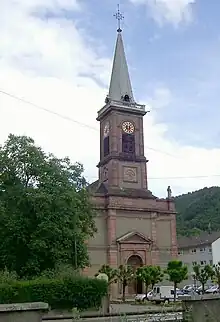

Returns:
0,276,108,311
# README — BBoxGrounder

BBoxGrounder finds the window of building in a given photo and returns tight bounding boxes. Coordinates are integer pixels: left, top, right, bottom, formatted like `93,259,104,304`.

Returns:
192,261,197,266
209,248,212,253
200,260,206,266
191,249,196,253
122,133,135,154
178,250,183,255
210,260,213,265
103,136,109,157
200,248,205,252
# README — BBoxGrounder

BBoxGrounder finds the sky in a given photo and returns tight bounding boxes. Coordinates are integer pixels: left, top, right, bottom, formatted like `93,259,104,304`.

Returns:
1,0,220,197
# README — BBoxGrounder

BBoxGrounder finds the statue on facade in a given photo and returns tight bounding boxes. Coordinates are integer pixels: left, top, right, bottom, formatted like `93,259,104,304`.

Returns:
167,185,172,199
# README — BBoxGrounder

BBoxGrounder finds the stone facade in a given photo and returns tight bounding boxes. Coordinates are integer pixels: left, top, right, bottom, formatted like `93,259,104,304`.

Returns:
83,30,178,298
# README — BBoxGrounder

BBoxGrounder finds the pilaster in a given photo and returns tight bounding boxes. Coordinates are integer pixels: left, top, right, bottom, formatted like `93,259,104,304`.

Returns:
107,209,117,267
170,214,178,257
151,213,159,265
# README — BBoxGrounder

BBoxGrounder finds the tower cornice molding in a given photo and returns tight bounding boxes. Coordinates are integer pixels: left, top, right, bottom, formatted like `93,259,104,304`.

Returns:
97,154,148,168
97,100,147,121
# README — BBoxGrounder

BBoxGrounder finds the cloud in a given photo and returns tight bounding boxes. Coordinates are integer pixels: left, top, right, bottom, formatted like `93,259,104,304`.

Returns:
0,0,220,199
130,0,195,25
147,87,172,110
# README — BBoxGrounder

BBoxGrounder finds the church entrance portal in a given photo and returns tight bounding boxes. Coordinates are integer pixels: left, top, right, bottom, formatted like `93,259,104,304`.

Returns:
127,255,143,295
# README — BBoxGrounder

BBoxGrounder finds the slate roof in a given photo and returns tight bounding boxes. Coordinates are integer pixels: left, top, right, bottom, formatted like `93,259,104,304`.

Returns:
108,31,135,102
178,231,220,249
87,180,156,199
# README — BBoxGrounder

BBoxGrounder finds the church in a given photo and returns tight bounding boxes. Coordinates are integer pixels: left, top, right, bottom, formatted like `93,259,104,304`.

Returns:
84,21,178,297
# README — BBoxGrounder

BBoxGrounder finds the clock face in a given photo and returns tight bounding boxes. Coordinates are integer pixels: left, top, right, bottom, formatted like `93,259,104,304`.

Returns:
104,122,110,137
122,121,135,134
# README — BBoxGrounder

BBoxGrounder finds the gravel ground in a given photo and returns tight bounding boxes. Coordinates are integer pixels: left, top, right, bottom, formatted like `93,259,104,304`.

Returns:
43,303,182,321
44,312,182,322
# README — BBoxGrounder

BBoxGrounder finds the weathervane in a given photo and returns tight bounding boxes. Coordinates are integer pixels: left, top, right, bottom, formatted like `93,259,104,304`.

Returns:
114,4,124,33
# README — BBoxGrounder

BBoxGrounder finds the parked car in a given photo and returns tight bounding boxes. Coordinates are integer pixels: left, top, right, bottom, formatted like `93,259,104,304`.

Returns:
176,289,184,296
205,285,219,294
182,285,195,294
196,285,212,294
135,291,153,302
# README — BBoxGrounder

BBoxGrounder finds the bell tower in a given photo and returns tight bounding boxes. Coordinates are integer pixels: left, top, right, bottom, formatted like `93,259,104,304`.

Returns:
96,19,150,194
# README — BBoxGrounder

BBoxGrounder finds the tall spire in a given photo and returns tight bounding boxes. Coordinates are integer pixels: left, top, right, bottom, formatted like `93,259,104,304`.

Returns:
108,5,135,103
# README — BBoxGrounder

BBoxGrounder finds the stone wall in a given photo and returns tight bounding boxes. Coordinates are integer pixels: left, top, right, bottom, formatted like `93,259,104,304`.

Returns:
0,302,48,322
182,294,220,322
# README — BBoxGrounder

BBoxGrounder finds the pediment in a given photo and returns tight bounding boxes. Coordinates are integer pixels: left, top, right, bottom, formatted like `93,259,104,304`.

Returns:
117,231,153,244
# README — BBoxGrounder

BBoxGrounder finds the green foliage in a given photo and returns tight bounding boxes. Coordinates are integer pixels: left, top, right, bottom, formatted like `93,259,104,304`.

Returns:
136,266,152,295
174,187,220,236
165,260,188,301
98,265,118,285
39,264,80,280
0,134,97,278
0,276,107,311
136,265,163,295
117,265,134,302
149,266,164,289
193,264,214,293
0,268,18,284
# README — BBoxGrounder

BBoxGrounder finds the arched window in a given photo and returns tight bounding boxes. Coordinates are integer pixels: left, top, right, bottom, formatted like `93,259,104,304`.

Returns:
123,94,130,102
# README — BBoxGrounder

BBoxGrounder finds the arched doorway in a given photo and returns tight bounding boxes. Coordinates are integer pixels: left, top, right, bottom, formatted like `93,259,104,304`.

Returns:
127,255,143,295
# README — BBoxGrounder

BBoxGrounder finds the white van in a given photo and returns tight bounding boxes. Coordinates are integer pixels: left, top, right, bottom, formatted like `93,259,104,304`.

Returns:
152,285,179,303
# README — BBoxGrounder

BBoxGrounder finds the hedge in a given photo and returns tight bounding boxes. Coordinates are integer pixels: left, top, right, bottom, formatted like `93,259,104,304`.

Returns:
0,276,108,311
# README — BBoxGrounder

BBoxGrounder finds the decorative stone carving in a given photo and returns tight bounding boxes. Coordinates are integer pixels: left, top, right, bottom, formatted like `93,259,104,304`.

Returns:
123,166,137,182
167,186,172,199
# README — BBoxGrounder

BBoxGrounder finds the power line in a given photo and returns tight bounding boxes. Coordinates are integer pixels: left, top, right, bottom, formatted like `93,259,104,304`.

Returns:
0,88,179,159
85,174,220,181
0,89,98,132
148,174,220,180
1,89,220,182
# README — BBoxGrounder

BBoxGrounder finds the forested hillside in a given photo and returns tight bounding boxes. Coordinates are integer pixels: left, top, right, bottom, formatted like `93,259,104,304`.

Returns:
174,186,220,236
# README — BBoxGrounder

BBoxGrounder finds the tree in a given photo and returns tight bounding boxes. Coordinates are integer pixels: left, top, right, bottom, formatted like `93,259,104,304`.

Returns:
174,186,220,236
136,265,164,296
149,265,164,289
97,265,118,285
136,266,152,296
165,260,188,302
117,265,134,302
193,264,213,294
0,134,97,278
212,262,220,293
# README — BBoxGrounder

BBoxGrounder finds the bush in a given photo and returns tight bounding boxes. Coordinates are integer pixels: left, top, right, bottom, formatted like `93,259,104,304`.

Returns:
0,268,18,284
0,275,107,311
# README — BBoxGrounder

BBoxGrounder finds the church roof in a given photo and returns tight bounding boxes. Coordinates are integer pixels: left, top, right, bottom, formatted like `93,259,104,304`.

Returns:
108,31,135,103
87,180,156,199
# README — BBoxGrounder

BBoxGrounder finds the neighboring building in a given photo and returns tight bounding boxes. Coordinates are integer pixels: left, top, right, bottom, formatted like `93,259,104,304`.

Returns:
178,231,220,281
83,24,178,298
212,236,220,265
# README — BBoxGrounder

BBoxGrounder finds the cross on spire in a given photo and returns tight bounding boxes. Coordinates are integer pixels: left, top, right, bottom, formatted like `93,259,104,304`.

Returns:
114,4,124,33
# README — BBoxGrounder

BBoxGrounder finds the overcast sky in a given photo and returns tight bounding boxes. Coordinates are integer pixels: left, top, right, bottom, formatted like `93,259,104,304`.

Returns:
1,0,220,197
